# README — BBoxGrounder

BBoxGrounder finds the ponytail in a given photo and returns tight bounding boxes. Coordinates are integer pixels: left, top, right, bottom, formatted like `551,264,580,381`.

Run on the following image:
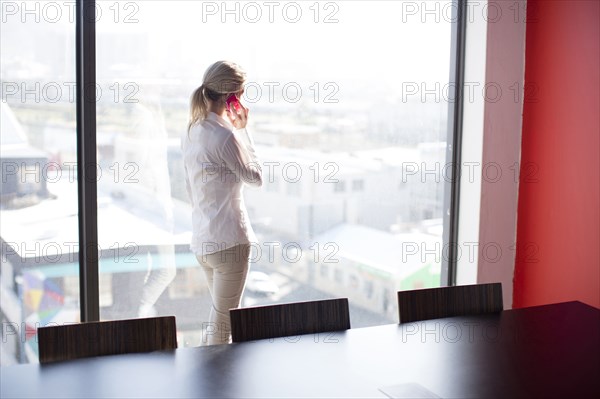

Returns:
188,85,207,133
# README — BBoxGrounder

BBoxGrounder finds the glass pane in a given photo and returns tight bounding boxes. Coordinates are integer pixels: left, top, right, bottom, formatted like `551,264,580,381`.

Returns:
1,1,78,364
97,0,451,346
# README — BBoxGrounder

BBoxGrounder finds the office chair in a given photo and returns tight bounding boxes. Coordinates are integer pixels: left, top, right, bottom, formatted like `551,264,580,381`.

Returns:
230,298,351,342
37,316,177,363
397,283,503,323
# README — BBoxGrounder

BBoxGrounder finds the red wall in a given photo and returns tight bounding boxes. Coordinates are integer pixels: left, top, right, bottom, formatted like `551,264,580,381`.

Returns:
513,0,600,309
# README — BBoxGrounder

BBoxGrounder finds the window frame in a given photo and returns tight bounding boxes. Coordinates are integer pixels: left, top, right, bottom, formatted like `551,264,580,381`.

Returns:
76,0,100,321
440,0,467,287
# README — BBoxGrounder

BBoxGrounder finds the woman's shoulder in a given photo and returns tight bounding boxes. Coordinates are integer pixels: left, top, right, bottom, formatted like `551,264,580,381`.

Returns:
185,119,234,148
187,119,226,135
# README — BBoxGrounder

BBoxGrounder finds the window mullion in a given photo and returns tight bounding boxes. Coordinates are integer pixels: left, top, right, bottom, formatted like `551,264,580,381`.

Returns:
441,0,467,287
76,0,99,322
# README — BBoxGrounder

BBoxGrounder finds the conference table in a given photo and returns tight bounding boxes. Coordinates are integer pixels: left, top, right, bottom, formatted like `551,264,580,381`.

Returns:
2,301,599,398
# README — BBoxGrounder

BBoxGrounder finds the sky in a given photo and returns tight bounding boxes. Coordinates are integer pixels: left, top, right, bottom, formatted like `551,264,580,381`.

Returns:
1,1,454,106
97,0,453,86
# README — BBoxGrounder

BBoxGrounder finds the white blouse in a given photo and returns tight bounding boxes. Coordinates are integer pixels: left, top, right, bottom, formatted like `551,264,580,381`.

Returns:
181,112,263,256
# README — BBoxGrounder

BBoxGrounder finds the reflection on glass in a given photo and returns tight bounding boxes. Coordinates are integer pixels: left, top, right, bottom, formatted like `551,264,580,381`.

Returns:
1,1,78,365
89,0,452,347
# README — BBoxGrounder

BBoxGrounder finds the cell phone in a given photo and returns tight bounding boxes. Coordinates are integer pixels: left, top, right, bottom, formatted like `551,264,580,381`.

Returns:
226,94,242,113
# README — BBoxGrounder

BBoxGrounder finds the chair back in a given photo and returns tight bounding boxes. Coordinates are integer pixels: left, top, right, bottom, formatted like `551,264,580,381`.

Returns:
230,298,350,342
38,316,177,364
398,283,503,323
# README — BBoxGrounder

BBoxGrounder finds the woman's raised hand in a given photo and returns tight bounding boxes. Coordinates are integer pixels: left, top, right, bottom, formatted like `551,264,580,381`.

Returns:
226,101,249,130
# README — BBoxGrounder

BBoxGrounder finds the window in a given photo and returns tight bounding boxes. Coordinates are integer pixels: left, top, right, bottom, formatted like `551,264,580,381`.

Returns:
350,274,359,289
286,180,302,197
352,179,365,192
364,280,374,299
1,0,464,362
334,180,346,193
334,268,344,284
266,176,280,193
321,264,330,278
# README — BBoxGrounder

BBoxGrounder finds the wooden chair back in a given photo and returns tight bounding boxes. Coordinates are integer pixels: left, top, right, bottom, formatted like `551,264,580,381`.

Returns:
230,298,350,342
37,316,177,364
398,283,503,323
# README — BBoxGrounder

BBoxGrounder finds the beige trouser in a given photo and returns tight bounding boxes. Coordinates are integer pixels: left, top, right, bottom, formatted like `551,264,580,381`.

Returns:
196,243,251,345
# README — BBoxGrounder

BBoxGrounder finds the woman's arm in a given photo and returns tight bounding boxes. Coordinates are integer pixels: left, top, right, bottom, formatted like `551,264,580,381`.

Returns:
183,165,194,205
235,127,259,160
221,101,262,187
219,131,263,187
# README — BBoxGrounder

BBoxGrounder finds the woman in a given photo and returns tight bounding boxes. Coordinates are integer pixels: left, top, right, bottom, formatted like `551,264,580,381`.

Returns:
182,61,262,345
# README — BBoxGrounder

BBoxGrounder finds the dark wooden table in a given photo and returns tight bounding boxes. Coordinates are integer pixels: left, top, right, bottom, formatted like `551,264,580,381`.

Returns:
2,301,599,398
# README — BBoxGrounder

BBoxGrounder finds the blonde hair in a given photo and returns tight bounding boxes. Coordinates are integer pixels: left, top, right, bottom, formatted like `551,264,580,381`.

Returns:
188,60,246,132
